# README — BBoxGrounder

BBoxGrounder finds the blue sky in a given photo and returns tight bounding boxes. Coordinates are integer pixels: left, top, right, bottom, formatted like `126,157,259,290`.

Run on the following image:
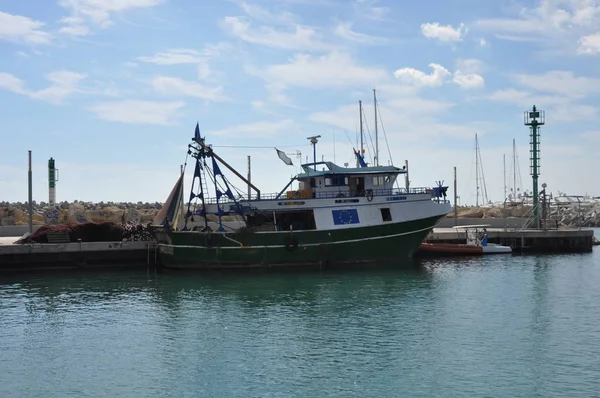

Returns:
1,0,599,205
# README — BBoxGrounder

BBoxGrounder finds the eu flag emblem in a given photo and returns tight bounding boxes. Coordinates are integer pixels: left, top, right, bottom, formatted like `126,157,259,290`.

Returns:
332,209,360,225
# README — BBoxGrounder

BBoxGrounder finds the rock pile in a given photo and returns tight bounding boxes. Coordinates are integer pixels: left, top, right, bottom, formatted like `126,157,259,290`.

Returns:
447,198,600,228
0,201,161,226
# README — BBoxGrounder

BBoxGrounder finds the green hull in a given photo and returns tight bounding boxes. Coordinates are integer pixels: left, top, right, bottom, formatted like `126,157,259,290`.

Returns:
154,215,444,270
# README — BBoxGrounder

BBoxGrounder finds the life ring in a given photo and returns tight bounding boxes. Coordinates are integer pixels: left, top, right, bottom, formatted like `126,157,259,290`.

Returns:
294,190,302,199
284,234,299,252
336,192,345,198
365,189,374,202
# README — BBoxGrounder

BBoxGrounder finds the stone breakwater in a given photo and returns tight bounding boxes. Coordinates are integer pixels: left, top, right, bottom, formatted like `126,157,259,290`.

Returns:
1,199,599,228
449,200,600,228
0,201,162,226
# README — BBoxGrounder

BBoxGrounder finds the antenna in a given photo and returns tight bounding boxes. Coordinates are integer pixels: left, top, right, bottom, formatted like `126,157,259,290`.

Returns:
307,135,321,171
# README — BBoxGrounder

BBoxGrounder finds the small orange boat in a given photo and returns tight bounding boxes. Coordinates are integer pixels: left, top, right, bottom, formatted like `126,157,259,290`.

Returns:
418,242,484,256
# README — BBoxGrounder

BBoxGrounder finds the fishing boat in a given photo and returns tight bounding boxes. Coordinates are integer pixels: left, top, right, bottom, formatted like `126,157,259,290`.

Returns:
418,225,512,256
151,121,452,269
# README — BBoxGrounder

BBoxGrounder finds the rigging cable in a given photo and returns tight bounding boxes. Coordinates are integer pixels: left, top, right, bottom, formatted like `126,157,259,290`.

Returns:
361,108,375,166
376,104,394,166
376,104,402,191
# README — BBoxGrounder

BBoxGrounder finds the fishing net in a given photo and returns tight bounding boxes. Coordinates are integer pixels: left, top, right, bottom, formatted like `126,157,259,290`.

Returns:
14,222,155,244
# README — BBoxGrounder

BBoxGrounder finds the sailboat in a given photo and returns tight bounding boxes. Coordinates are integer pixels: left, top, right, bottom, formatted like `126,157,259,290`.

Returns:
151,107,452,269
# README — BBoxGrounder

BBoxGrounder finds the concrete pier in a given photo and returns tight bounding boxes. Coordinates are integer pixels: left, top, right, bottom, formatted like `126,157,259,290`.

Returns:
0,238,158,273
426,228,595,253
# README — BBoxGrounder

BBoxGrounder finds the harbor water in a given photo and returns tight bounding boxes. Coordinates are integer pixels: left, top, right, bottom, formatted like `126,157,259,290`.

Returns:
1,246,600,396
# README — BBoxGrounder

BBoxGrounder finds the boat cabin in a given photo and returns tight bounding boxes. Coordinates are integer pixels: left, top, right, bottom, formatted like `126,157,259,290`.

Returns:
285,161,405,199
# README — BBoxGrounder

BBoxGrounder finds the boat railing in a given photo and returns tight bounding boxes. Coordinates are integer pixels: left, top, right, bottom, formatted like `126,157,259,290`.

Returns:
194,186,446,206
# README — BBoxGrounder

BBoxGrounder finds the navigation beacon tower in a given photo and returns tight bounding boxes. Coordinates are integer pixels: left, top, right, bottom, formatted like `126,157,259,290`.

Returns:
524,105,545,229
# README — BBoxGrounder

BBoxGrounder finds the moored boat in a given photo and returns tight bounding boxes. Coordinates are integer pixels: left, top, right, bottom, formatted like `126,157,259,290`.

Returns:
417,225,512,257
151,123,452,269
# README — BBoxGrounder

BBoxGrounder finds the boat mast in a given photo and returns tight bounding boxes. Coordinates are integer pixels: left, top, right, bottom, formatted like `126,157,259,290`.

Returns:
373,89,378,167
475,134,480,207
513,138,516,198
359,100,364,167
503,153,506,201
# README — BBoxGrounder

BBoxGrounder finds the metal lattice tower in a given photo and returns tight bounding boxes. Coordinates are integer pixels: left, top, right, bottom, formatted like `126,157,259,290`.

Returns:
524,105,545,229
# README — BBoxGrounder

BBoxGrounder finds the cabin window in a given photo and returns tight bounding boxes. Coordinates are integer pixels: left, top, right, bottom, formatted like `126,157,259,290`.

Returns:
372,176,384,186
275,210,317,231
385,175,391,183
325,175,349,186
380,208,392,222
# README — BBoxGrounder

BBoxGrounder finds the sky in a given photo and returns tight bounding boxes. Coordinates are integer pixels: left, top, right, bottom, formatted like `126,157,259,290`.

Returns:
1,0,600,205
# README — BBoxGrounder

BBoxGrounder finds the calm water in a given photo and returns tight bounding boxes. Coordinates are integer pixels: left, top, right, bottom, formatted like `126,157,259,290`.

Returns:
2,250,600,397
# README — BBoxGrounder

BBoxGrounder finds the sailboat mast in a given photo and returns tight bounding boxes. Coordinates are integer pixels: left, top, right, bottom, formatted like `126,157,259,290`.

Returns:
503,154,506,201
512,138,516,197
475,134,480,207
373,89,379,167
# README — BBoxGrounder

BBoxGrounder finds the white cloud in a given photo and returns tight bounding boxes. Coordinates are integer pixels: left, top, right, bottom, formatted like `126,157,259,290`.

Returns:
456,58,483,74
334,22,389,44
479,38,487,46
0,11,51,44
488,89,533,103
237,0,298,25
0,73,28,94
513,70,600,98
577,33,600,53
253,51,388,90
476,0,600,53
365,6,389,21
552,103,597,122
487,86,598,123
58,17,91,36
0,70,86,104
394,63,451,87
151,76,226,101
88,100,185,125
421,22,466,42
30,71,87,104
136,44,230,81
210,119,296,137
352,0,390,21
452,72,484,89
58,0,164,34
220,16,331,51
452,59,485,89
488,88,569,111
137,49,204,65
